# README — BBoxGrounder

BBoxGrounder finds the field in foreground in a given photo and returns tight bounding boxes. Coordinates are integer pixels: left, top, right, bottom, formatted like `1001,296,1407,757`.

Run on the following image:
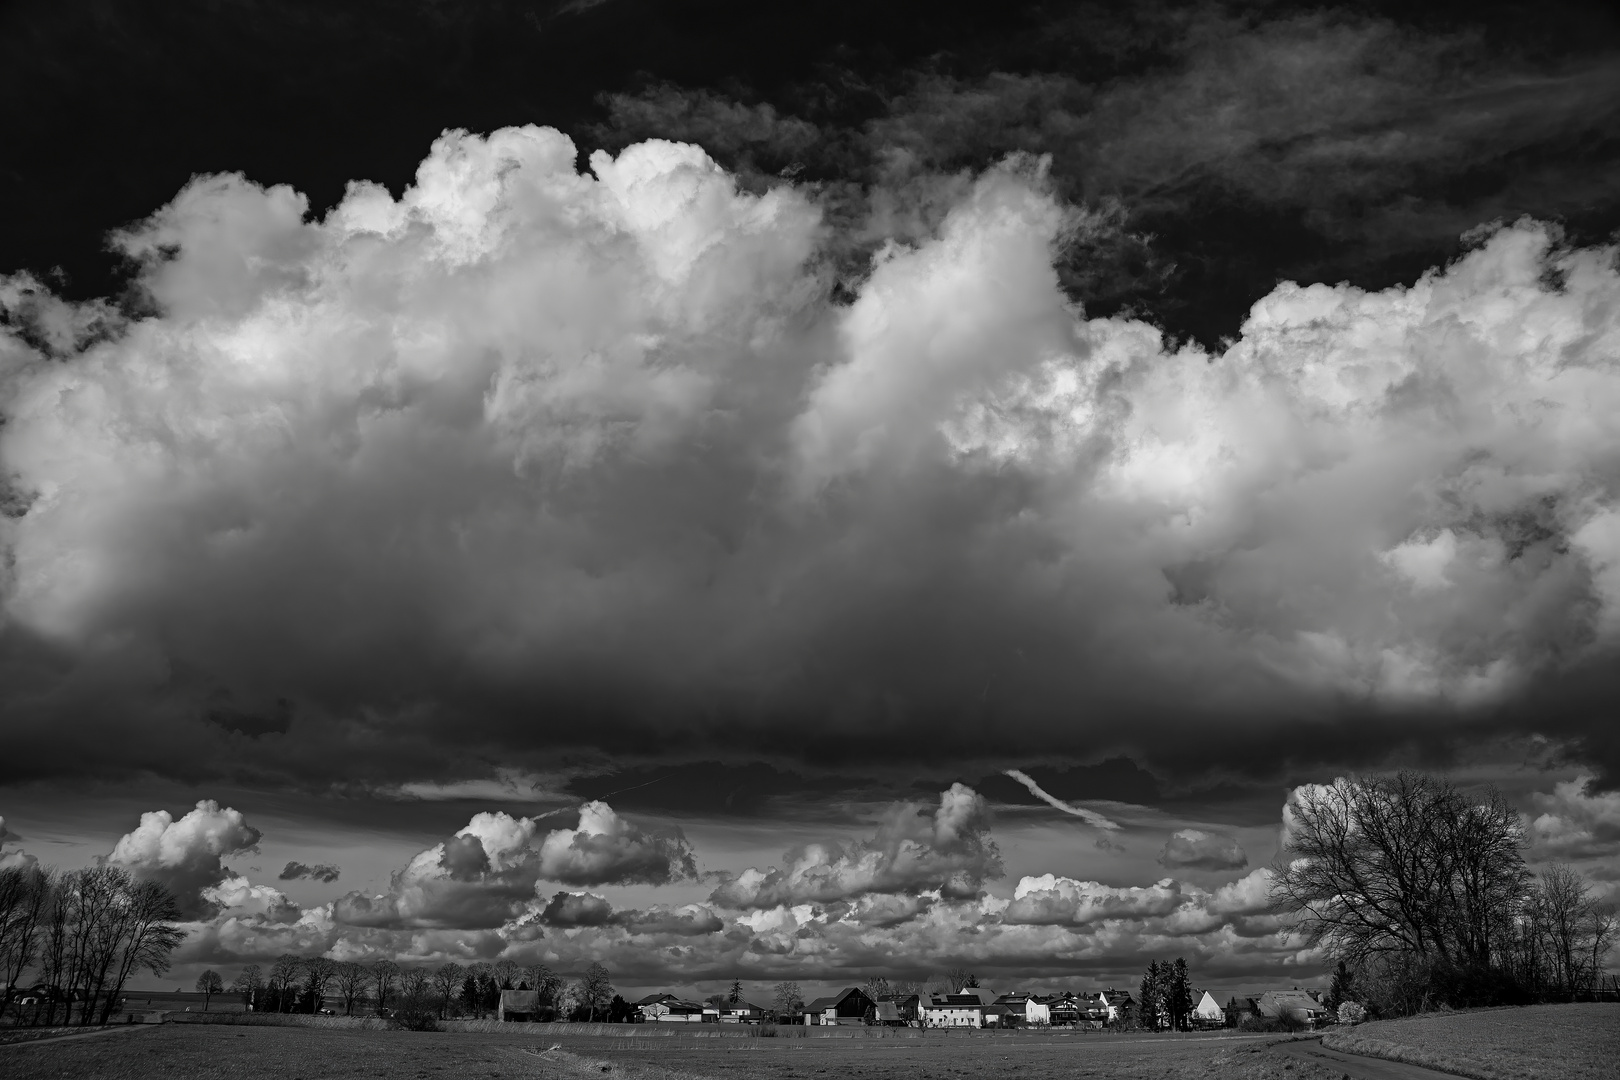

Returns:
1322,1002,1620,1080
0,1023,1340,1080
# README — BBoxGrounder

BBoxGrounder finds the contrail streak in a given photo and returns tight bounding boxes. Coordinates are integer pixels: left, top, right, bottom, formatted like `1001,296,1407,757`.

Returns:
1005,769,1123,831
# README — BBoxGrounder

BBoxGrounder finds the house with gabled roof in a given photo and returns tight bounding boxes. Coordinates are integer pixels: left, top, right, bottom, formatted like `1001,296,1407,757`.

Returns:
993,992,1050,1026
1258,989,1327,1027
1192,990,1225,1028
635,993,706,1022
1092,988,1135,1025
802,986,875,1025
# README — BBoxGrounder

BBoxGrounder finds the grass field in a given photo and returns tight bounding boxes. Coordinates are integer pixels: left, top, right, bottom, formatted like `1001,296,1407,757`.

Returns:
0,1022,1343,1080
1321,1002,1620,1080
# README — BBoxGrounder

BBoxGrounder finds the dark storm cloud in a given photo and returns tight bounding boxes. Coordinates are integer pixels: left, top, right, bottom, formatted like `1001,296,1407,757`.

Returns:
596,8,1620,343
278,860,342,883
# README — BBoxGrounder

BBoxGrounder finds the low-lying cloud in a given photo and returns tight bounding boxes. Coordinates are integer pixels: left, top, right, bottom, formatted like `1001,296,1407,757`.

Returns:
279,860,341,883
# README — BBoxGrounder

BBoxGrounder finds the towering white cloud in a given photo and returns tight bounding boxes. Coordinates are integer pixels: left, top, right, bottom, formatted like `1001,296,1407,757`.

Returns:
107,800,261,915
331,801,694,931
2,125,1619,787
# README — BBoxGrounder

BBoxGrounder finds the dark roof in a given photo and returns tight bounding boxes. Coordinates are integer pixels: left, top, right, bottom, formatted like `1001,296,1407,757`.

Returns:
874,1002,902,1022
635,993,678,1006
806,987,871,1012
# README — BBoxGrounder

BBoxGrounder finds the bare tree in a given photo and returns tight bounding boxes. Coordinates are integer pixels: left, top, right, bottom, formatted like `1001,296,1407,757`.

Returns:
1533,864,1616,999
333,961,369,1016
772,980,802,1020
1271,773,1526,976
303,957,337,1014
195,970,224,1011
945,967,976,993
579,962,612,1022
369,959,400,1015
232,964,263,1009
864,975,892,1000
269,954,303,1012
433,962,466,1019
491,958,520,990
0,865,52,1008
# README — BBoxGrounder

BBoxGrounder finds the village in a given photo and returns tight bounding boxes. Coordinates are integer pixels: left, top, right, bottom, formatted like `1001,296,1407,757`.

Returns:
608,985,1330,1030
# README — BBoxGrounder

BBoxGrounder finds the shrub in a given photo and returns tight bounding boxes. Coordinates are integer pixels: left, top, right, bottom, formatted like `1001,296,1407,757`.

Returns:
389,1000,440,1031
1337,1002,1367,1025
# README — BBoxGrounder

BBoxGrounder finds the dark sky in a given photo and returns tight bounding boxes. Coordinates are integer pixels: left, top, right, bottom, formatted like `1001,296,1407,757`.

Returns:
2,0,1618,996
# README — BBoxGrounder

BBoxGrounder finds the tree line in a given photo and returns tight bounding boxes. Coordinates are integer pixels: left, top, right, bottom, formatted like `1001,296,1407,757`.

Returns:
1273,771,1617,1016
209,955,632,1027
0,862,185,1026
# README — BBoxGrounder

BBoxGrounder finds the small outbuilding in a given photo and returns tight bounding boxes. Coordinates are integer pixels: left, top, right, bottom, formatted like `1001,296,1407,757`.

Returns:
499,989,539,1022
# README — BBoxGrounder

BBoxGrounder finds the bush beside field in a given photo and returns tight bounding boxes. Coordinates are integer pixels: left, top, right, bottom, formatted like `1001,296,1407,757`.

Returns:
1322,1003,1620,1080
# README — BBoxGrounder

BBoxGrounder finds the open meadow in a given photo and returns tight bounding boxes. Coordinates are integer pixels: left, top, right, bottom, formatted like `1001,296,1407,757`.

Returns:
1322,1002,1620,1080
0,1022,1344,1080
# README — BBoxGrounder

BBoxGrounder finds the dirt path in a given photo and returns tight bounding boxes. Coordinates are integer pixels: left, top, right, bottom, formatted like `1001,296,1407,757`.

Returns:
0,1023,156,1050
1271,1037,1469,1080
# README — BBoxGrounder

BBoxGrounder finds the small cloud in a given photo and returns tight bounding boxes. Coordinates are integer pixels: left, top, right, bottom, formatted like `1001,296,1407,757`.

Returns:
1158,828,1248,871
278,861,341,884
1004,770,1123,832
539,890,615,927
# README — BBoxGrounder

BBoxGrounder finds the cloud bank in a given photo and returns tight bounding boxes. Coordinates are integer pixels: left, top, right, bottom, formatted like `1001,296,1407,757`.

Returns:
3,124,1620,795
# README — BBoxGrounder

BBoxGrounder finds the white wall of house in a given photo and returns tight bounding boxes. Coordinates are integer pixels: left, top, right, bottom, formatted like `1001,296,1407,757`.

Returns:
923,1006,983,1028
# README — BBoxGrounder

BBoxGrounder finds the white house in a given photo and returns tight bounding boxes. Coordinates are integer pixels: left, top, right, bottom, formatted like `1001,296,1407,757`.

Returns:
994,993,1051,1025
922,991,992,1028
1192,991,1225,1028
635,993,705,1022
1092,989,1134,1024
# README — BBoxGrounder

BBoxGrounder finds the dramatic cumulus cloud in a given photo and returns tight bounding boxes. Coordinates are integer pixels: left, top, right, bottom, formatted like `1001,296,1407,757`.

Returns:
4,121,1620,794
1158,829,1248,871
143,788,1363,987
331,801,693,930
537,801,698,887
709,784,1001,909
1528,775,1620,859
106,800,261,916
278,860,341,883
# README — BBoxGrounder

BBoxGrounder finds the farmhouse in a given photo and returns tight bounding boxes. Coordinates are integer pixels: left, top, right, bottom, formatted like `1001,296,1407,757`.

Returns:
802,986,875,1025
993,992,1051,1026
922,989,995,1028
635,993,707,1022
498,989,539,1022
1225,995,1261,1027
1258,989,1327,1026
1192,990,1225,1028
1045,994,1083,1025
874,993,921,1025
717,999,764,1023
1092,988,1135,1024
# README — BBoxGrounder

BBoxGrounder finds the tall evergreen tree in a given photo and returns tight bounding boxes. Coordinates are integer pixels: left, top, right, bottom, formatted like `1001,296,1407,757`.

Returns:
1139,961,1162,1031
1169,958,1193,1030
